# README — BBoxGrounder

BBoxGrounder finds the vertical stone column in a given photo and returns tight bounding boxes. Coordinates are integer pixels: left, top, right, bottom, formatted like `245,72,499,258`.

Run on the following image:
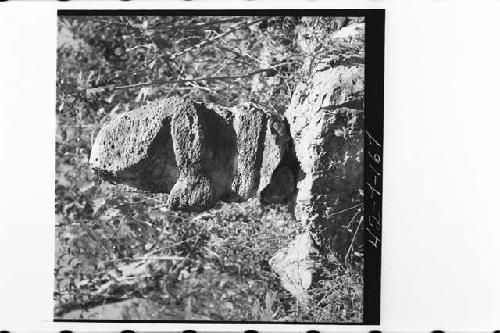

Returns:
270,18,365,301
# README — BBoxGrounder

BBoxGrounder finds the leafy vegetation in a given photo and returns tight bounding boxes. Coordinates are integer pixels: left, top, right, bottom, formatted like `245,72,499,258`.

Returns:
55,15,362,322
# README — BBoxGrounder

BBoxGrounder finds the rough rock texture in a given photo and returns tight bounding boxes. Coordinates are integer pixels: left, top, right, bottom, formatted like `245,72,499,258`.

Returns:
268,232,318,303
270,18,365,299
167,101,236,212
231,105,266,198
91,98,290,211
232,103,288,199
90,98,180,193
287,64,364,255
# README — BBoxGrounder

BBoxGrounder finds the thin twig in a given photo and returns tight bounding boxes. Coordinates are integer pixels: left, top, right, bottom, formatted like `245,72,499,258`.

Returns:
345,215,364,265
149,17,243,31
344,207,362,231
106,255,187,263
96,66,276,91
330,203,363,216
186,81,218,94
168,18,265,61
147,203,169,212
219,42,266,67
110,60,291,92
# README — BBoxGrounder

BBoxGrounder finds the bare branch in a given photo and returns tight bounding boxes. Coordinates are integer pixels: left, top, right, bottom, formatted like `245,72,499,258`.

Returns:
168,17,266,61
149,17,244,31
329,202,363,216
344,215,363,265
88,66,278,93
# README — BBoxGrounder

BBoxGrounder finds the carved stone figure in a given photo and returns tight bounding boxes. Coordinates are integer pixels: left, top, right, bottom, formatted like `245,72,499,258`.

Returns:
90,98,292,212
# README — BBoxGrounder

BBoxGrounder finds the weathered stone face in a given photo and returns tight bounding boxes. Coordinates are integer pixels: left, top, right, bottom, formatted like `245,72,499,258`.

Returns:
167,100,236,212
90,98,180,193
268,232,318,303
90,97,290,211
283,19,365,256
270,19,365,299
231,103,288,199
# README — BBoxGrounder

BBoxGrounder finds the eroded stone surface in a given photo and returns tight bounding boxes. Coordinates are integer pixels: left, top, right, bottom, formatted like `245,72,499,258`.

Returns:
271,19,365,299
231,104,267,198
90,98,180,193
167,101,236,212
231,103,288,199
285,19,365,257
90,98,290,211
287,64,364,256
269,232,318,303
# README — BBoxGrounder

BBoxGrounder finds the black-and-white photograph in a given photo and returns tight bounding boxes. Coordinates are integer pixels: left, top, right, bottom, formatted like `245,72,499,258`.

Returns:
54,11,384,324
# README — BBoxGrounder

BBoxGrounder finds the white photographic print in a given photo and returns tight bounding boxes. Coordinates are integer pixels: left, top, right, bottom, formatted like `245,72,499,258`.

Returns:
54,10,384,324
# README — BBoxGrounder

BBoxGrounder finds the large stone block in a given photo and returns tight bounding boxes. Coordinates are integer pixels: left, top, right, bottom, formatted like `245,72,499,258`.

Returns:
231,103,288,199
89,98,180,193
284,19,365,257
270,20,365,299
167,101,236,212
269,232,318,303
286,64,364,256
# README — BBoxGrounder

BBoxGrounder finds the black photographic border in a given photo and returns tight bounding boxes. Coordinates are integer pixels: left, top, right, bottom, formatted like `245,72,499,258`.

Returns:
55,8,385,326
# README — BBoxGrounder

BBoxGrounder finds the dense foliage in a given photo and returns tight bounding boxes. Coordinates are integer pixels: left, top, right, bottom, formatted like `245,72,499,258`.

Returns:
55,15,362,322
